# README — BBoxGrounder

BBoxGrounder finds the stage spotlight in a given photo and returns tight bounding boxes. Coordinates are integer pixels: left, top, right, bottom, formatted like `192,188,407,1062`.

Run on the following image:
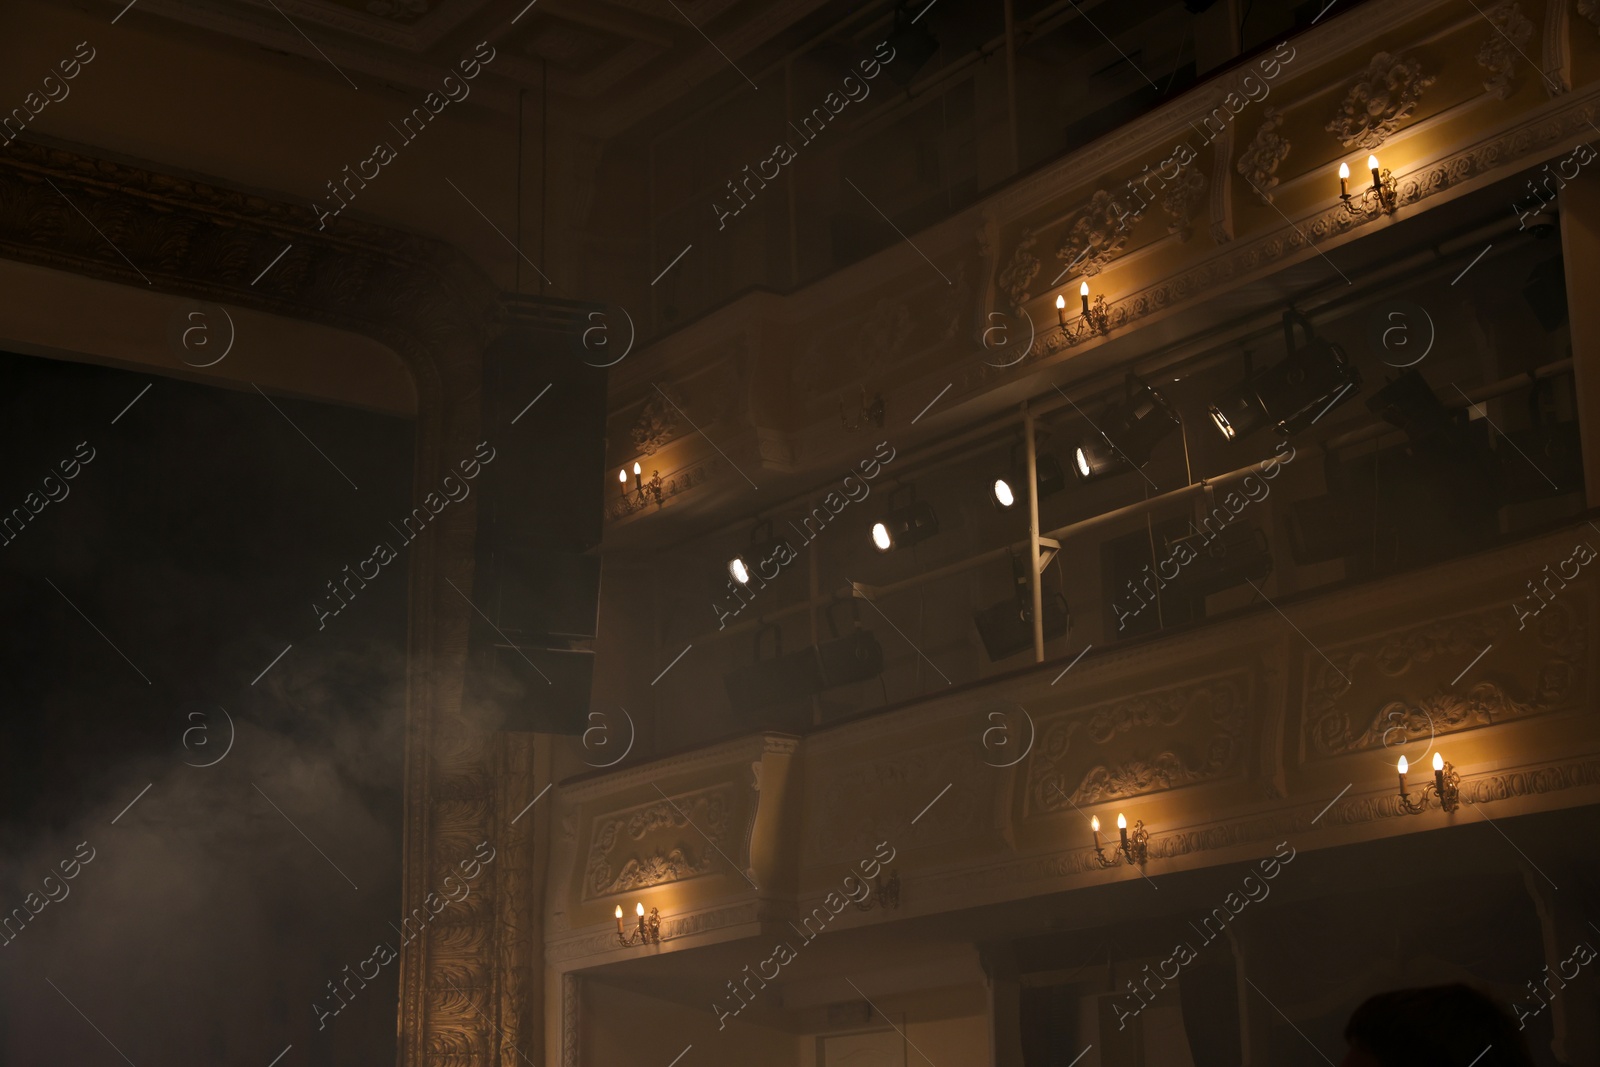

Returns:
729,519,795,586
990,445,1066,509
884,1,939,85
872,486,939,551
1072,374,1180,481
1209,310,1360,440
991,478,1017,509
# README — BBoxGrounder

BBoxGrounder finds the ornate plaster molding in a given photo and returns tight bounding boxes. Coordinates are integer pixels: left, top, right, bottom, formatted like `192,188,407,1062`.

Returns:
1056,190,1133,277
1087,85,1600,349
1237,107,1291,203
561,974,581,1067
582,785,740,899
1544,0,1573,95
1302,598,1585,760
1027,674,1251,811
1325,51,1437,150
1207,122,1236,243
1478,1,1536,99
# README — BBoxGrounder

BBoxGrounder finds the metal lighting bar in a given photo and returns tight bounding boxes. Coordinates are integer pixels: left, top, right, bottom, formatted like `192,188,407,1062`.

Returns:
692,356,1576,642
1023,401,1045,662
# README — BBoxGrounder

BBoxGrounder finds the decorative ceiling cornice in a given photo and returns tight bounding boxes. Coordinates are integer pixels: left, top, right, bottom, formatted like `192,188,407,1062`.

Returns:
0,137,504,383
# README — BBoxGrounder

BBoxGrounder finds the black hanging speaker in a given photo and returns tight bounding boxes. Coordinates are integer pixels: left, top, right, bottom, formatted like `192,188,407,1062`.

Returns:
467,295,609,734
723,624,823,715
816,598,885,689
1161,524,1274,597
973,592,1071,662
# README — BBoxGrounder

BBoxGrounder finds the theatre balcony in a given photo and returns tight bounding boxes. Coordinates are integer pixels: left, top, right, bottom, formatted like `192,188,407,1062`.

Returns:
540,0,1600,1061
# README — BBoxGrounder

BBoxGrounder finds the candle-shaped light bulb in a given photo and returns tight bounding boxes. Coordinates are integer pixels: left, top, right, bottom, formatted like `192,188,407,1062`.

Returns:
1338,161,1350,196
1433,751,1446,795
619,468,627,482
1368,154,1381,186
1398,755,1409,796
1091,815,1101,850
632,461,642,490
1080,280,1091,317
1117,812,1129,850
618,468,628,499
614,904,623,935
636,902,645,917
1432,752,1443,771
1056,293,1067,327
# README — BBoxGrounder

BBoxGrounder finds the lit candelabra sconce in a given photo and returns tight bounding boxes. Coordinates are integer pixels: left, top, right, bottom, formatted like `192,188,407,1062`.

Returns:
1397,752,1460,814
1055,282,1111,346
1090,812,1148,867
1337,154,1396,220
615,901,662,946
616,464,664,513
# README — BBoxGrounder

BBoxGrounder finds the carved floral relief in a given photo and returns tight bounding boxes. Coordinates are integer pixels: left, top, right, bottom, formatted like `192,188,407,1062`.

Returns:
1302,600,1586,758
998,229,1042,309
629,388,682,455
1162,169,1209,241
1326,51,1436,150
1478,2,1535,99
582,786,737,899
1025,677,1250,813
1057,189,1133,276
1237,108,1291,203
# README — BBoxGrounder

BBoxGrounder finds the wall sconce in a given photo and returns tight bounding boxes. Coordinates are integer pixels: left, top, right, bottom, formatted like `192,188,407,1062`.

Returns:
1397,753,1460,814
841,387,886,432
1055,282,1111,346
850,870,901,911
1091,813,1148,867
615,902,662,946
617,464,664,513
1338,154,1396,220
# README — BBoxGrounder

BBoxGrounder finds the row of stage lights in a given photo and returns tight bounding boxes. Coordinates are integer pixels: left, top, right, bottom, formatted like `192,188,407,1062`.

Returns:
986,306,1360,521
612,307,1362,578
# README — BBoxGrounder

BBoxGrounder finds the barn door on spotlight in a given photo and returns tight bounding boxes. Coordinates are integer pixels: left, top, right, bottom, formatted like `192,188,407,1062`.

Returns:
466,296,609,735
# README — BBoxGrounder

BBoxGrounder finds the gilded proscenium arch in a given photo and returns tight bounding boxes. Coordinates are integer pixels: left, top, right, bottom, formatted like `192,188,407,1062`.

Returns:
0,138,532,1067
